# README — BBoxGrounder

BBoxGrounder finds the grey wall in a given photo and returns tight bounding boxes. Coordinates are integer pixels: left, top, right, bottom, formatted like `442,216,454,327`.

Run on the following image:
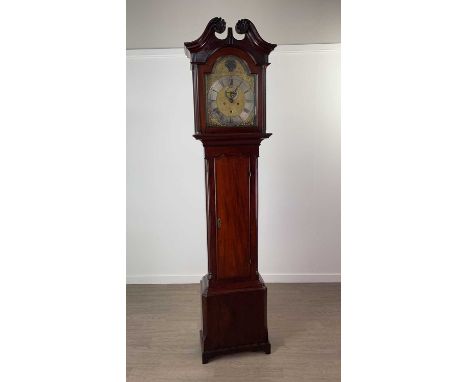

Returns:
127,0,341,49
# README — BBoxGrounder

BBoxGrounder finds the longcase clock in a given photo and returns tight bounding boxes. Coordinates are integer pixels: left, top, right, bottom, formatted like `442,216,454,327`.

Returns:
184,17,276,364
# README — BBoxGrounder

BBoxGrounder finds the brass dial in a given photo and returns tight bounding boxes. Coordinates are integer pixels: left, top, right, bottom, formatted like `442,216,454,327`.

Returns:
205,56,256,127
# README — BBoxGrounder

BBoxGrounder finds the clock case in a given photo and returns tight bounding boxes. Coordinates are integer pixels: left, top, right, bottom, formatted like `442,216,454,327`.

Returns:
185,17,276,364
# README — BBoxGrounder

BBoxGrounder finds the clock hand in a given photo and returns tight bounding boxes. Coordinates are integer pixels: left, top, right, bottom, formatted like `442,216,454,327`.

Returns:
226,88,236,103
227,83,241,103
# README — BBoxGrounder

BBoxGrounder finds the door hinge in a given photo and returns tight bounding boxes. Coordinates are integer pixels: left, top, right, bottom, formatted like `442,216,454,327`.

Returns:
217,217,221,229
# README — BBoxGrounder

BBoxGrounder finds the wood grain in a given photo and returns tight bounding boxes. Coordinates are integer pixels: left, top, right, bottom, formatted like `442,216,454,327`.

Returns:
127,283,340,381
215,155,251,280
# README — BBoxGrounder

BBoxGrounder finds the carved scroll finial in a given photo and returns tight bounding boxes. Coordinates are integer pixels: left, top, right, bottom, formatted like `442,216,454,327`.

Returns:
184,17,226,55
211,17,226,34
235,19,276,55
235,19,250,34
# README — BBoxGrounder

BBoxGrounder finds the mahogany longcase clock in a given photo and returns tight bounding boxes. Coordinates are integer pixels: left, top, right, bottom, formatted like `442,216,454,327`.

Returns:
184,17,276,364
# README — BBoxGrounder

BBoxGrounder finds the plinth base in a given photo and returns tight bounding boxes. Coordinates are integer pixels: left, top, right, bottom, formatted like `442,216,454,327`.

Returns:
200,274,270,364
200,330,270,364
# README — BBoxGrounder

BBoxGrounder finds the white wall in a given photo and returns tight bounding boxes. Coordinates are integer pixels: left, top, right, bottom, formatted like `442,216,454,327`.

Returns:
127,0,340,48
127,44,340,283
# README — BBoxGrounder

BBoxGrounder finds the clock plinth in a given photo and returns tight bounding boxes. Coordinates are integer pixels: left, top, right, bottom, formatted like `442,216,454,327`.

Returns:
200,274,270,364
185,18,276,364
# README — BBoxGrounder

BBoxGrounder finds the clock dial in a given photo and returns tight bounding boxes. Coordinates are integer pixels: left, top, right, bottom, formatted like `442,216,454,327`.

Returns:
205,56,257,127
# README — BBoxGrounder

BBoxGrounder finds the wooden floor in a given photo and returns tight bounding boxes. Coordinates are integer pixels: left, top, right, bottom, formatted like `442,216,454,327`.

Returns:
127,283,340,382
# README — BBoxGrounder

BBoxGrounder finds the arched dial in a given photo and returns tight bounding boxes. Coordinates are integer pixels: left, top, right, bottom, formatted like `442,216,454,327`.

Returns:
205,55,257,127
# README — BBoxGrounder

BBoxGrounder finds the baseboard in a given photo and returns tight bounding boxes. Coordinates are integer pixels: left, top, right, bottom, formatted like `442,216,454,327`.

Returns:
126,273,340,284
126,274,203,284
262,273,340,283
